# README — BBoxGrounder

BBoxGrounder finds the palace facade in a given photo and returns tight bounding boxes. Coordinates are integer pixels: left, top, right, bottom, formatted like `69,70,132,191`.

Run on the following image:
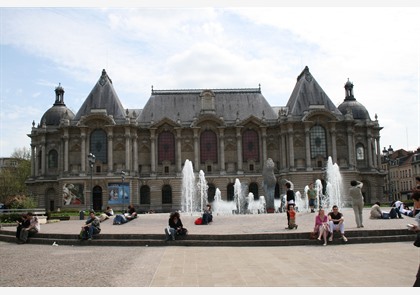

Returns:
26,66,386,212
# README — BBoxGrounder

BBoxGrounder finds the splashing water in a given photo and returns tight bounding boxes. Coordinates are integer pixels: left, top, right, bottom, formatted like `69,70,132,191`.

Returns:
197,170,208,212
315,157,344,210
181,159,197,214
213,188,236,215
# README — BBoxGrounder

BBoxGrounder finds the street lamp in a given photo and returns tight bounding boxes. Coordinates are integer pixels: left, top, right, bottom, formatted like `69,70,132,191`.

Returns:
382,145,394,202
88,153,96,211
121,170,126,213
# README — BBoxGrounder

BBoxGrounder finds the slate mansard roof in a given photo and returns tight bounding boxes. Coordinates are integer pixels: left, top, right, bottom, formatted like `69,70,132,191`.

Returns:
39,67,373,127
137,87,278,125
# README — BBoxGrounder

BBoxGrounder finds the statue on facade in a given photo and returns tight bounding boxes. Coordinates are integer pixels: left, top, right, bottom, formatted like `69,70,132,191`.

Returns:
262,158,276,213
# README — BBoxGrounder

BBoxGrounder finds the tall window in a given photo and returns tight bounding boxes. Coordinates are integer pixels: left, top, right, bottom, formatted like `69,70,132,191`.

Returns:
158,131,175,164
356,144,365,160
90,129,107,163
162,184,172,204
48,149,58,168
200,130,217,163
242,129,259,162
140,185,151,204
310,125,327,158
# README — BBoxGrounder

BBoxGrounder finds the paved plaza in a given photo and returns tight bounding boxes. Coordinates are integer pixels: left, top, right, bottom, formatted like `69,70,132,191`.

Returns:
0,207,419,288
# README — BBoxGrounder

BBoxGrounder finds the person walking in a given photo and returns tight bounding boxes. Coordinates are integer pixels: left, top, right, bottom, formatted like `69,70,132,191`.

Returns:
349,180,364,228
307,182,317,213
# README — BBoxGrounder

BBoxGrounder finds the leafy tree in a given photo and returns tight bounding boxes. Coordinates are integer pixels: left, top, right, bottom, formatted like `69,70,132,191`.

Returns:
0,147,31,203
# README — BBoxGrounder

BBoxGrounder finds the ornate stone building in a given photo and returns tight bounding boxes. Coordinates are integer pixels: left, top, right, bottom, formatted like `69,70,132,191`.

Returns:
26,66,385,212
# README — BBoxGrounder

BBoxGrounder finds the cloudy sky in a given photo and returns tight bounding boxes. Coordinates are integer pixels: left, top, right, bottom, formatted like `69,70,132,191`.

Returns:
0,2,419,158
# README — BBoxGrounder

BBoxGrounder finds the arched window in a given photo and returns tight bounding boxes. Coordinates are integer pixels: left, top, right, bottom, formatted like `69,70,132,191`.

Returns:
140,185,151,204
200,130,218,163
207,183,216,203
158,131,175,164
162,184,172,204
227,183,234,201
48,149,58,168
90,129,107,163
242,129,259,162
249,182,259,200
356,143,365,160
310,125,327,158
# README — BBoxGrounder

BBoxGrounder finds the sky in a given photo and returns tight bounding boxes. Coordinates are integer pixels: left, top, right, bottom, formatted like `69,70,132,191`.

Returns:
0,1,420,158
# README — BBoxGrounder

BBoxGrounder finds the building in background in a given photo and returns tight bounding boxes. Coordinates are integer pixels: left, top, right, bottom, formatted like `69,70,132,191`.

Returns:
26,66,387,212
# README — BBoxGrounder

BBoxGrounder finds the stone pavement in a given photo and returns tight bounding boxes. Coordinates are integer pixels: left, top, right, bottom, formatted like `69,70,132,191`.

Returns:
0,207,419,287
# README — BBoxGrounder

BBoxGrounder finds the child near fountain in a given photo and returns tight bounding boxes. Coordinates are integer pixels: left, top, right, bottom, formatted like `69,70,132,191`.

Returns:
286,204,298,230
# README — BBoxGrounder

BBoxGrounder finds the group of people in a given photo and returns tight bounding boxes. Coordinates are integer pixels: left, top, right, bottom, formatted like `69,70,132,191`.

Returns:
15,212,40,244
113,204,138,225
312,205,348,246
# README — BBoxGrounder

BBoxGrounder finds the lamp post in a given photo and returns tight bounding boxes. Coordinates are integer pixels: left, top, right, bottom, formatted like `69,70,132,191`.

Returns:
88,153,96,211
382,145,394,202
121,170,126,214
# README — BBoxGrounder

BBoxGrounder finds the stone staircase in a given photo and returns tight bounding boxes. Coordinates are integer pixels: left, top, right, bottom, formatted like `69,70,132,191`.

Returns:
0,228,416,247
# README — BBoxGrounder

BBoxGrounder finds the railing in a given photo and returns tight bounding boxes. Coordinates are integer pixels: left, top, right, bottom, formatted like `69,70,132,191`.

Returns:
0,208,47,216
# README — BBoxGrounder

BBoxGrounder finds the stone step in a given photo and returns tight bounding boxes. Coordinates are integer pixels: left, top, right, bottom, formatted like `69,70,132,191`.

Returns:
1,229,416,247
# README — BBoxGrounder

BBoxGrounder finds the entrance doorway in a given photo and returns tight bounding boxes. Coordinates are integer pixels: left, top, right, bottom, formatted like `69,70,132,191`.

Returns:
92,186,103,212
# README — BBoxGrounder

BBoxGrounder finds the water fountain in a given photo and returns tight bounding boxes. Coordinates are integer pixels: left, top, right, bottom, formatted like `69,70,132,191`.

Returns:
314,157,344,210
181,159,197,214
212,188,236,215
234,178,245,214
197,170,208,212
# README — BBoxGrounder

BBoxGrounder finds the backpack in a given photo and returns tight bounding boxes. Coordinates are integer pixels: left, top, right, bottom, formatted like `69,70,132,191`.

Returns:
194,217,202,225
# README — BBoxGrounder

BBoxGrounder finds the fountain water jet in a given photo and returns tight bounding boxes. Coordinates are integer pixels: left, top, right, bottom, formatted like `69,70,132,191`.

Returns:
181,159,197,214
315,157,344,210
197,170,208,212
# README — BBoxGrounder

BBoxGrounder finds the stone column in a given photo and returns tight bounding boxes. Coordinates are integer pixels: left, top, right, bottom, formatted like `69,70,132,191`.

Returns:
287,124,295,170
63,130,69,173
305,124,312,171
31,144,36,177
330,123,337,163
236,127,243,173
347,125,354,169
133,133,138,174
261,127,267,163
193,128,199,172
107,128,113,175
150,128,156,175
41,139,46,176
218,127,225,174
80,128,86,173
125,127,131,171
175,128,182,173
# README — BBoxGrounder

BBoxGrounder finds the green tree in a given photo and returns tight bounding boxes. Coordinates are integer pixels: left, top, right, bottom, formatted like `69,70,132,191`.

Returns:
0,147,31,203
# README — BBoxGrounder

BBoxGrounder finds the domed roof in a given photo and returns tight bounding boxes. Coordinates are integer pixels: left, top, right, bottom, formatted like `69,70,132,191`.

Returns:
40,84,75,126
337,79,371,120
338,100,371,120
41,105,75,126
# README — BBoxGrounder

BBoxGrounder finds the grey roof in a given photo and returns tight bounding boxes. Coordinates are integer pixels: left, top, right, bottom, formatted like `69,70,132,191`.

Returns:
40,84,75,125
138,88,278,124
286,66,342,116
74,69,126,121
337,79,371,120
